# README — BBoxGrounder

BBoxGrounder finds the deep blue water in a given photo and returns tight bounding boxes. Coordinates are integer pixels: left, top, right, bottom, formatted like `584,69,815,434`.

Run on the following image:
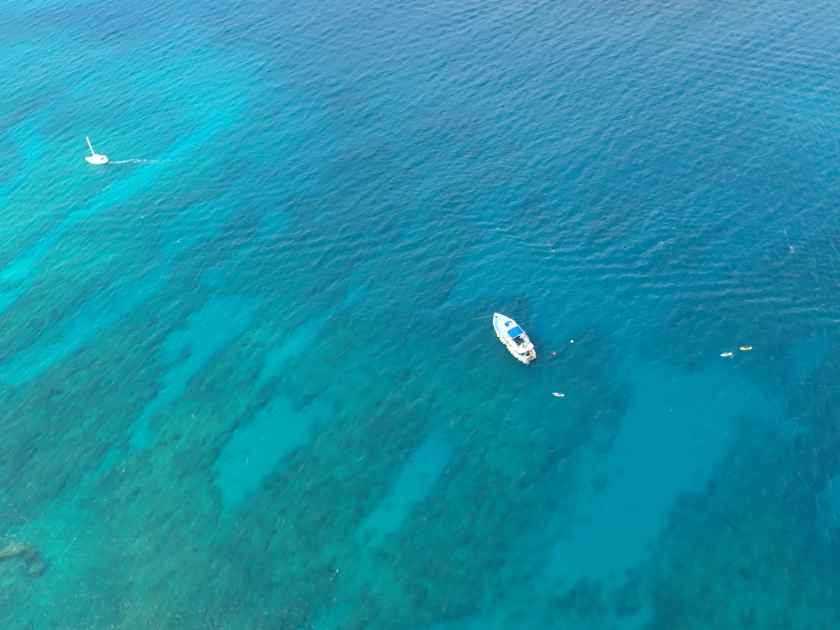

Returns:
3,0,840,627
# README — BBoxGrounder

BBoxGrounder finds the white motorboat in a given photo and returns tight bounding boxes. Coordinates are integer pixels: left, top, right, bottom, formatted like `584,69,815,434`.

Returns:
492,312,536,364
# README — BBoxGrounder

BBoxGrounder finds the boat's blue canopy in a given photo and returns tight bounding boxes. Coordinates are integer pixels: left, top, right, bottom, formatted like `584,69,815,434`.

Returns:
508,326,524,337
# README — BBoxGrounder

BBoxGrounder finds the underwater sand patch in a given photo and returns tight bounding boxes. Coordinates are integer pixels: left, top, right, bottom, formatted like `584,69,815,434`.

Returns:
545,358,779,587
357,430,453,544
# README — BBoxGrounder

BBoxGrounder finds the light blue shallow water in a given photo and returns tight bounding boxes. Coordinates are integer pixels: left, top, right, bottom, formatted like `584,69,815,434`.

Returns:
3,1,840,627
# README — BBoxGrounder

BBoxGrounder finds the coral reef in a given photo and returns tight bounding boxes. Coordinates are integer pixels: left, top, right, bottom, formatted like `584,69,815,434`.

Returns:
0,541,46,577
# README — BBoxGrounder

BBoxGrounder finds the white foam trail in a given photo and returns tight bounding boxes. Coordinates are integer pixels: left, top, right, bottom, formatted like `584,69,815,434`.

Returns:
109,158,162,165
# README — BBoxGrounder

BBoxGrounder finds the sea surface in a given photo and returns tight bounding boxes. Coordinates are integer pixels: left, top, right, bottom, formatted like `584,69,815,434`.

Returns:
2,1,840,628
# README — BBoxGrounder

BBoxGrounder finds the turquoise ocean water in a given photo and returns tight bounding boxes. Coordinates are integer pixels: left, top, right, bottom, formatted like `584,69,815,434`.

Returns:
3,0,840,627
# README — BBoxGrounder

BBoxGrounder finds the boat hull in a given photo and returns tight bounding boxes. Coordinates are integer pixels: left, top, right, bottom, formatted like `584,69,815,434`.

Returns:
492,313,536,364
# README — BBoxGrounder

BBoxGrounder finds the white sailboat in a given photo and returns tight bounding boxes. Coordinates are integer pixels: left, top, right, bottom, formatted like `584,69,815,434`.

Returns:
492,312,536,364
84,136,109,165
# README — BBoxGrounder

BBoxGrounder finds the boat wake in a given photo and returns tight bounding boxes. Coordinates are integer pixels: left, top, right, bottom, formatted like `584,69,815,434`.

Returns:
109,158,162,165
